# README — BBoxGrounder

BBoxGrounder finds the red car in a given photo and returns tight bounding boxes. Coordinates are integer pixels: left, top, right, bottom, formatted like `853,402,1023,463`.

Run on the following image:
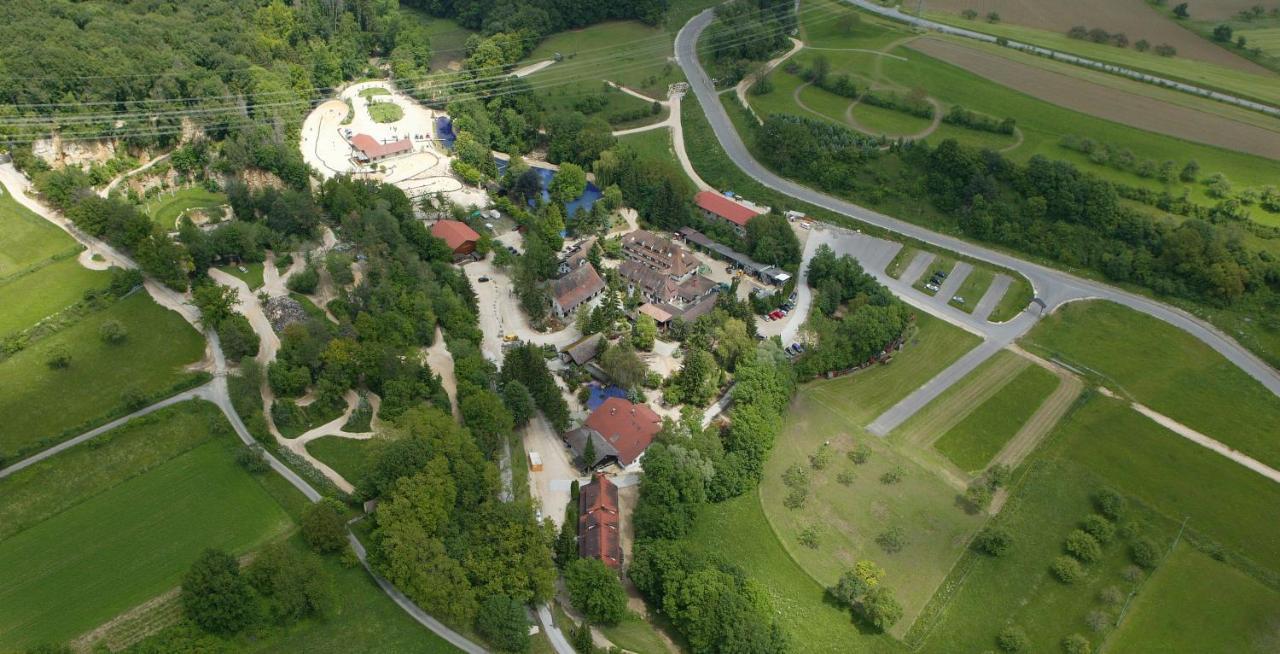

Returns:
769,310,784,320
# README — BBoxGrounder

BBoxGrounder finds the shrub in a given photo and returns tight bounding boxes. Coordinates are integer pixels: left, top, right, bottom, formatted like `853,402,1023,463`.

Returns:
836,470,855,485
879,466,904,484
1062,633,1092,654
964,481,994,513
1051,556,1084,584
182,549,256,634
45,344,71,369
1065,530,1103,563
286,265,319,294
974,527,1012,557
848,444,871,464
476,596,531,653
876,526,907,554
1080,515,1115,544
997,625,1029,652
799,525,820,549
1098,585,1124,606
1087,609,1114,633
99,319,128,344
235,445,269,473
1092,488,1125,520
810,444,833,470
1130,537,1161,569
565,558,627,625
301,499,348,554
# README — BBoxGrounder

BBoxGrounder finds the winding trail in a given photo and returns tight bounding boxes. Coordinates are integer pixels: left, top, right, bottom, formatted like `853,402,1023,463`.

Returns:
98,153,170,198
735,37,805,124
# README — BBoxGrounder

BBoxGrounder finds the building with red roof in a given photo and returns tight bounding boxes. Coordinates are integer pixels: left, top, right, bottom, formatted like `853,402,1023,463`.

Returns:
350,134,413,162
578,472,622,569
694,191,761,236
564,397,661,470
430,219,481,256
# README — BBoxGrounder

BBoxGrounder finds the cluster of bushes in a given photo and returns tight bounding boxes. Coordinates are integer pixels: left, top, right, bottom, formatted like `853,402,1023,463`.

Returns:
826,560,904,632
961,463,1011,513
789,58,860,99
860,90,935,119
943,106,1015,135
1065,26,1178,56
1058,135,1195,182
606,101,662,125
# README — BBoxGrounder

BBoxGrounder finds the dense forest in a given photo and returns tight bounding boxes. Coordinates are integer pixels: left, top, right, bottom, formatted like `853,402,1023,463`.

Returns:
757,114,1280,324
403,0,669,34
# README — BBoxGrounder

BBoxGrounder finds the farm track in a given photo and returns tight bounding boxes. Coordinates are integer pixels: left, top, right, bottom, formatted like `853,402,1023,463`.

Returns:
896,353,1029,448
992,366,1083,469
908,37,1280,159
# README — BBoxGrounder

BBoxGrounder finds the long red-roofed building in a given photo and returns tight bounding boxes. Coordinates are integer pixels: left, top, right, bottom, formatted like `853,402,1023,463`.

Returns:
350,133,413,162
694,190,762,236
430,219,481,256
578,472,622,569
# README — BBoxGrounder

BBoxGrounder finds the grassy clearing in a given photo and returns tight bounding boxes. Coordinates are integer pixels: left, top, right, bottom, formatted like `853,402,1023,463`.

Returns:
142,187,226,228
922,12,1280,107
947,266,992,312
217,261,264,290
1023,300,1280,469
0,401,224,541
848,100,934,137
307,435,379,486
988,276,1032,322
1238,26,1280,56
540,83,665,129
915,460,1176,653
597,611,672,654
0,183,80,277
688,495,904,653
0,431,291,649
762,314,983,633
617,125,675,162
359,87,390,98
0,292,206,462
368,102,404,123
400,10,477,72
0,256,109,336
523,21,680,100
1047,393,1280,573
933,363,1059,472
1109,542,1280,653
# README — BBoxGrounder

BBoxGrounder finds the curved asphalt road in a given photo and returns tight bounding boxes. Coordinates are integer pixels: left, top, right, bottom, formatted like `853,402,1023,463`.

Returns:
674,10,1280,399
841,0,1280,118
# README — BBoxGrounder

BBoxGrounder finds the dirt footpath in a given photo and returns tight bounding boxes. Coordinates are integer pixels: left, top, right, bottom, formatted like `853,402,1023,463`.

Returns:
920,0,1272,74
908,37,1280,160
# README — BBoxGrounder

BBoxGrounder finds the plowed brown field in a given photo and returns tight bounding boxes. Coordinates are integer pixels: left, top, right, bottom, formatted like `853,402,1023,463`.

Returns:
909,37,1280,159
923,0,1270,73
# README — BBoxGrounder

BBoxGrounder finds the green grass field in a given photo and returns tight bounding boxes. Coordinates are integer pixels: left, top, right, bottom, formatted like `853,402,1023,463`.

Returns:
596,612,673,654
1238,26,1280,57
987,274,1033,323
539,83,665,128
617,125,676,162
522,21,679,100
688,495,904,653
1109,543,1280,653
915,460,1176,653
1023,300,1280,469
368,102,404,123
142,187,226,228
0,414,292,649
923,12,1280,107
762,314,982,634
0,292,206,462
933,363,1060,472
0,256,109,336
307,435,378,486
0,401,225,541
359,87,390,98
399,9,477,72
0,183,81,277
848,100,934,137
1048,393,1280,573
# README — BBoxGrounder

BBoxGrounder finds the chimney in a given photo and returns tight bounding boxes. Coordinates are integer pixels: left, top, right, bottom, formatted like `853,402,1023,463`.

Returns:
610,407,616,415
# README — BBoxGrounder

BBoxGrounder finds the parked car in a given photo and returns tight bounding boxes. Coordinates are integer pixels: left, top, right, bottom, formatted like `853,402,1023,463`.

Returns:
769,310,784,320
478,276,490,282
762,314,773,322
926,283,939,292
952,296,965,304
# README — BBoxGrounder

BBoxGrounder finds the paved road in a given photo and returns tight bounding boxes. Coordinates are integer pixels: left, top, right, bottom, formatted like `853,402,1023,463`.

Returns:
674,11,1280,401
842,0,1280,118
935,262,971,305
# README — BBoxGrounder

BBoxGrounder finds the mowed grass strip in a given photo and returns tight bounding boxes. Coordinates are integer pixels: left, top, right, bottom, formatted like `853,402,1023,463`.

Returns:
1109,543,1280,654
142,187,226,228
0,401,223,540
0,438,291,649
0,292,206,461
1023,300,1280,469
947,267,992,313
306,435,378,486
0,256,109,336
0,184,81,277
933,363,1060,472
1049,394,1280,573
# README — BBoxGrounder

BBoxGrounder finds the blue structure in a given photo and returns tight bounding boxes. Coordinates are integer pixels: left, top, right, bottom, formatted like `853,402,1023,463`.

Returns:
493,158,602,216
436,116,456,150
585,383,629,411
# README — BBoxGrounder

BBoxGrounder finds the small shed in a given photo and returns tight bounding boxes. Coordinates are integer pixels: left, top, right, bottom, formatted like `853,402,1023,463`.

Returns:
528,451,543,472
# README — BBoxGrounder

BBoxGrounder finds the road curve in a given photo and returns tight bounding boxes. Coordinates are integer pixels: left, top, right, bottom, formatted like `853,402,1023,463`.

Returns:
673,10,1280,398
841,0,1280,118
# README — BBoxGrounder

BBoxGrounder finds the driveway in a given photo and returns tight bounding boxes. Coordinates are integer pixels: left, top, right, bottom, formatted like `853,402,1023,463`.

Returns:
523,413,582,527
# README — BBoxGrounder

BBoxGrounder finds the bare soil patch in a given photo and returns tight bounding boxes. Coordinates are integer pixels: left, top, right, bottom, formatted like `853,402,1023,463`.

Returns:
909,37,1280,159
922,0,1270,73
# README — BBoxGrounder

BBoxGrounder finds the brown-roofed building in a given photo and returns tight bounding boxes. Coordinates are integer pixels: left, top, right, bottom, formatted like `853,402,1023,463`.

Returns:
350,134,413,162
695,191,761,237
619,260,679,305
621,230,696,281
550,262,605,318
564,397,661,470
430,220,481,256
558,238,596,277
578,472,622,569
560,332,604,366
